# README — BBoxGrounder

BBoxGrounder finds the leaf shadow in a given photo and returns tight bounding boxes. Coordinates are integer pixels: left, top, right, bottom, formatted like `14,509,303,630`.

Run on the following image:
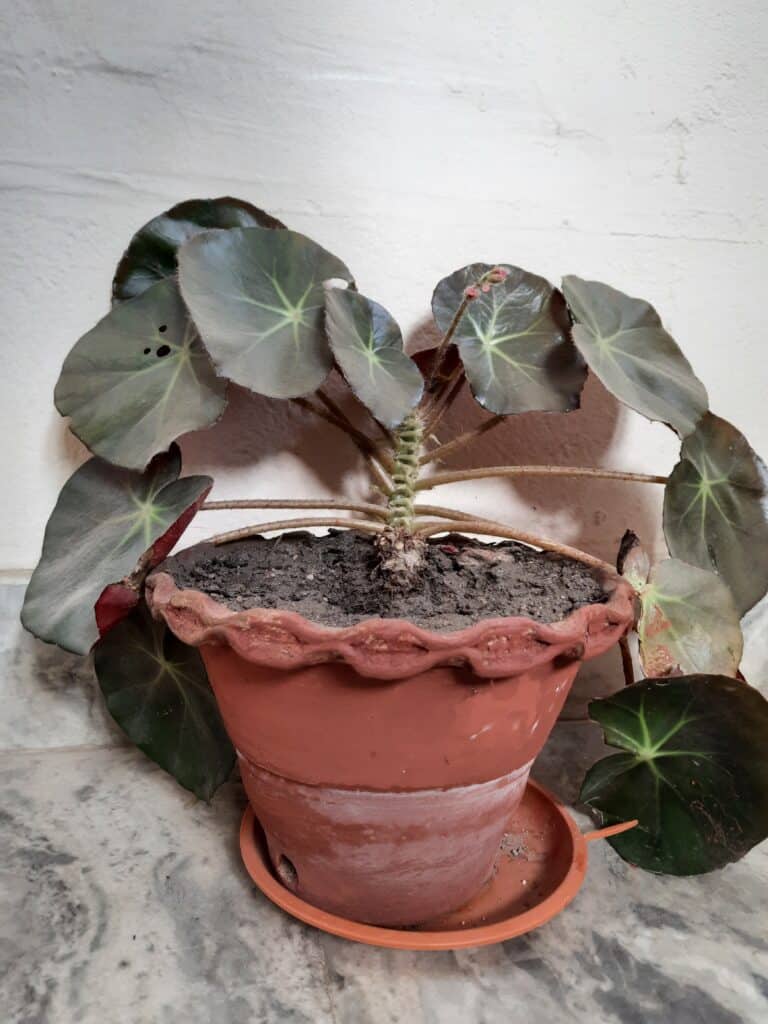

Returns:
178,380,377,498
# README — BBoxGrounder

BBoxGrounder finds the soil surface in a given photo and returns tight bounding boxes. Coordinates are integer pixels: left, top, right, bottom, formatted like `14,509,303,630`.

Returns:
158,531,607,631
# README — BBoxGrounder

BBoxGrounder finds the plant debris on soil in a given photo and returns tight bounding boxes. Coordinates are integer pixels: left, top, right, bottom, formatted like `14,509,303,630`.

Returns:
158,531,607,632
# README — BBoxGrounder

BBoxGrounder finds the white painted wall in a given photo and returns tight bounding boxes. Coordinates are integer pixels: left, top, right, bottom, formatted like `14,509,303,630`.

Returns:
2,0,767,579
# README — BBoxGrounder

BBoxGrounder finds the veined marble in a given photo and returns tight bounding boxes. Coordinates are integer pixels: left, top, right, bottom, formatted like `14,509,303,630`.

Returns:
1,583,766,1023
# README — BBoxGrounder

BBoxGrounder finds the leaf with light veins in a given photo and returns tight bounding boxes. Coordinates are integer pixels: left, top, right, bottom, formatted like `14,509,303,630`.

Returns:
663,412,768,614
562,276,708,437
55,279,227,471
178,227,353,398
21,446,211,655
582,676,768,874
634,558,742,678
432,263,586,415
95,603,234,800
325,287,423,428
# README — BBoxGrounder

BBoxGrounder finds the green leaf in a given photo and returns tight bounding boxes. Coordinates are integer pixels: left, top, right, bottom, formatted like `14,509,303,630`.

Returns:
633,559,742,678
561,276,708,437
21,447,211,655
178,227,353,398
55,279,227,471
432,264,586,415
581,675,768,874
663,412,768,615
94,603,234,800
113,196,285,302
324,287,423,428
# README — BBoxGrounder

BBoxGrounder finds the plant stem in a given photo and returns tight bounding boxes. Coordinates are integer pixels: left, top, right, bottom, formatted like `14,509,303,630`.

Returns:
425,301,470,393
209,517,385,546
415,465,668,492
413,518,614,573
619,636,636,686
420,415,506,465
201,498,388,520
290,397,394,494
422,365,466,437
386,412,425,529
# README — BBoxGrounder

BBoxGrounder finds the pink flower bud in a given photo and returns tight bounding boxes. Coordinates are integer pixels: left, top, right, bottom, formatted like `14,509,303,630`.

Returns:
464,285,479,299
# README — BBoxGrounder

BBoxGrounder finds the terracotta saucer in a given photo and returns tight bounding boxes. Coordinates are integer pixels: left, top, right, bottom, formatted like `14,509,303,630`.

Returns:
239,780,636,950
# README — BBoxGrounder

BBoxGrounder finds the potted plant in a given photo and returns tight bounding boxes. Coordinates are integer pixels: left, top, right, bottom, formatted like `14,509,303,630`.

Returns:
22,197,768,928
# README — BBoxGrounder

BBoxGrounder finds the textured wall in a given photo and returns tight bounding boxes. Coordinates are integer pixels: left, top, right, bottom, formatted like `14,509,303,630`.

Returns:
2,0,767,573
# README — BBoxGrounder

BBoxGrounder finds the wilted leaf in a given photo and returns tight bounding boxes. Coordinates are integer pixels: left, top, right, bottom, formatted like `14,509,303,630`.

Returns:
562,276,708,437
616,529,650,590
432,264,586,415
21,447,211,655
55,279,227,471
634,559,742,677
324,287,423,428
94,603,234,800
663,412,768,615
113,196,285,302
178,227,353,398
581,675,768,874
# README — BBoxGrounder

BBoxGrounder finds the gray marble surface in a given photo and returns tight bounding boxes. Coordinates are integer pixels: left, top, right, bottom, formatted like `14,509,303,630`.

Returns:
1,581,766,1024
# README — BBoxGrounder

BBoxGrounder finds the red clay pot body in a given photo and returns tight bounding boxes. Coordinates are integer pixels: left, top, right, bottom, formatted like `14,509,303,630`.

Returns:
147,561,634,927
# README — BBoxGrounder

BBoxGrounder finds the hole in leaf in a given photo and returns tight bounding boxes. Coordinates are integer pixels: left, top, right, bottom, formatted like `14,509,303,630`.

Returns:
276,854,298,890
143,347,151,355
158,324,167,333
156,345,171,358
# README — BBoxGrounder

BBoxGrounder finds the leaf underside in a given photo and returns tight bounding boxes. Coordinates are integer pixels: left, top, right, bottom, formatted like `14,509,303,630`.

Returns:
94,603,235,800
178,227,354,398
582,675,768,874
21,447,211,655
432,263,586,415
663,412,768,615
562,276,709,438
55,278,227,471
325,287,423,428
112,196,285,302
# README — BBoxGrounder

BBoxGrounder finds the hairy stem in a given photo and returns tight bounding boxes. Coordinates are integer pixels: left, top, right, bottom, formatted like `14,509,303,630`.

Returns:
413,518,614,573
416,465,668,491
420,415,506,465
209,517,385,546
386,412,425,529
201,498,388,519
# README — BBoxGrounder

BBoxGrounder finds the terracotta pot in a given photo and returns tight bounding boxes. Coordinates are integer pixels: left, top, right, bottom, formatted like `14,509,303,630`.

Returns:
146,555,634,927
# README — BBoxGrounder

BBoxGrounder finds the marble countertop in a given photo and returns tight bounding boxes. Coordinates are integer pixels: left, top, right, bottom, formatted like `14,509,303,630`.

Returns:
2,580,767,1024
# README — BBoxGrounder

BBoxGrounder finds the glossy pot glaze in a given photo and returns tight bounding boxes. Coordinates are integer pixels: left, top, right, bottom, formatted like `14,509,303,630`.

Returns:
147,554,633,926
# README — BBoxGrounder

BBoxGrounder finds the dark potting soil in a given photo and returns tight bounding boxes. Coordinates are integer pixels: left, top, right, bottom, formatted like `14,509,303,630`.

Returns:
158,531,608,632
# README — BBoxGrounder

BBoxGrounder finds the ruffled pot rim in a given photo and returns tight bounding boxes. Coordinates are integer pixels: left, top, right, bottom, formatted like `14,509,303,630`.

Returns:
145,557,635,681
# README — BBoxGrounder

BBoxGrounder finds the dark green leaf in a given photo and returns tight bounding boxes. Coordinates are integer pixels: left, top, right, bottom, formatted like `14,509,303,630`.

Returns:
432,263,586,415
562,276,708,437
663,412,768,615
94,603,234,800
113,196,285,302
634,559,742,677
324,287,423,428
55,279,227,471
21,447,211,655
582,675,768,874
178,227,353,398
